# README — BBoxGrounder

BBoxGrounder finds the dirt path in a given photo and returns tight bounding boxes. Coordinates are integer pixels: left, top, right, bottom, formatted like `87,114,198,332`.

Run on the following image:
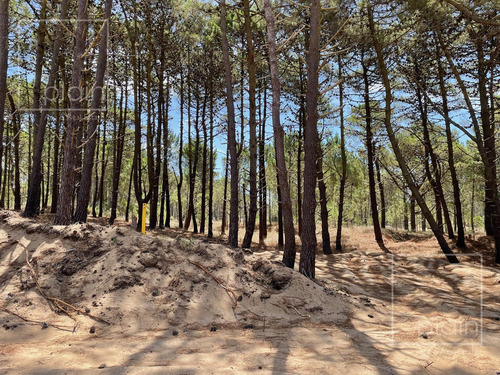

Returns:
1,303,498,374
0,213,499,374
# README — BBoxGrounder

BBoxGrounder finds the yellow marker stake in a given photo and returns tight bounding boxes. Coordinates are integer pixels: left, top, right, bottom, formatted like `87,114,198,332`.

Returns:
141,203,146,234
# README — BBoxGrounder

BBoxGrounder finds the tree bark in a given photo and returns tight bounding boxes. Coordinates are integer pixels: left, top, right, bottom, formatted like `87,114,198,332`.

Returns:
50,90,61,214
221,148,229,235
437,29,500,262
276,177,283,247
177,70,184,228
24,0,67,217
436,46,465,247
109,60,128,224
43,130,51,209
125,9,151,230
264,0,296,267
0,0,7,201
316,140,332,254
476,39,499,257
31,0,48,162
361,54,384,244
414,62,454,239
0,129,7,207
410,195,416,232
297,61,305,237
54,0,88,225
184,94,202,232
160,71,171,228
7,94,21,209
299,0,321,278
368,2,458,263
149,62,162,229
92,127,100,217
471,176,475,233
258,82,267,241
125,166,133,222
403,191,409,231
220,0,239,247
241,0,258,248
375,158,386,228
73,0,112,222
208,68,214,237
145,29,156,228
200,89,208,234
98,106,108,217
336,54,346,252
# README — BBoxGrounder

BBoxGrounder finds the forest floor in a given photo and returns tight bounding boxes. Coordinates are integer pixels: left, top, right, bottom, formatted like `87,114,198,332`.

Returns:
0,211,498,374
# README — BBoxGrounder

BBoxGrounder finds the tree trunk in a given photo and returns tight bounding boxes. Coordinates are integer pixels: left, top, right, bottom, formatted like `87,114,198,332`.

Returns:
92,127,100,217
43,131,51,209
241,0,257,248
414,63,454,239
149,62,162,229
109,60,128,224
241,0,258,248
336,54,346,252
476,39,500,261
276,179,283,247
125,166,133,222
176,70,184,228
7,94,21,209
264,0,296,266
0,130,7,207
316,140,331,254
184,94,202,233
471,176,475,233
31,0,48,161
208,68,214,237
361,55,384,244
145,31,156,228
54,0,88,225
375,158,386,228
403,191,409,231
410,195,416,232
438,29,500,262
50,92,61,214
243,183,248,228
24,0,67,217
98,110,107,217
297,61,305,237
258,82,267,241
0,0,7,201
368,3,458,263
299,0,321,278
200,91,208,234
160,70,171,229
125,11,151,230
220,0,239,247
73,0,112,222
221,148,229,235
436,47,465,247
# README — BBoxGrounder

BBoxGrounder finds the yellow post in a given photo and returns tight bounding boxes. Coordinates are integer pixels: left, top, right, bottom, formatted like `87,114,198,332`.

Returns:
141,203,146,234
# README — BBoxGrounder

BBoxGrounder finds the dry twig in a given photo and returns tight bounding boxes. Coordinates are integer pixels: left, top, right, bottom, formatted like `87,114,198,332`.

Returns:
187,259,239,308
24,249,110,325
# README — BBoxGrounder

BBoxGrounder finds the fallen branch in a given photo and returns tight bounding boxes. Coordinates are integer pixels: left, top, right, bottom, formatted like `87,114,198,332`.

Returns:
288,305,310,318
187,259,239,309
24,249,111,325
1,307,76,332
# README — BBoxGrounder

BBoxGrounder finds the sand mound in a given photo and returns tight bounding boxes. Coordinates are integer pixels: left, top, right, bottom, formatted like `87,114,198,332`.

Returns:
0,211,349,335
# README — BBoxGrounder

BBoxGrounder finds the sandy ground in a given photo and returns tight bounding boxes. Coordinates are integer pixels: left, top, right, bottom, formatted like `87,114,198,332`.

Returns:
0,211,499,374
